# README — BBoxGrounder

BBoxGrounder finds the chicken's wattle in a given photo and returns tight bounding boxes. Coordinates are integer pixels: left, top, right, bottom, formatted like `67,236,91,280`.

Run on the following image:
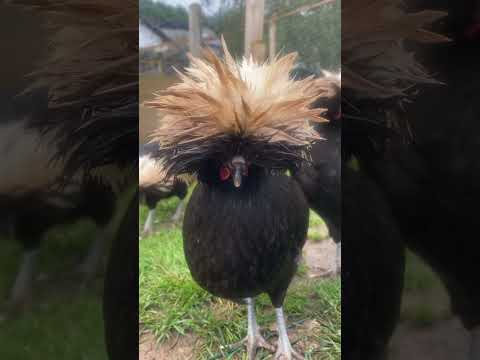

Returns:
219,166,231,181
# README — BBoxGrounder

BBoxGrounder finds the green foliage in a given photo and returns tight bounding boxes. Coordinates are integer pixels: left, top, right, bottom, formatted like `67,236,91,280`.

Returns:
308,210,330,241
140,0,188,26
0,222,107,359
207,0,340,72
207,5,246,58
274,0,341,72
0,295,107,359
140,0,340,73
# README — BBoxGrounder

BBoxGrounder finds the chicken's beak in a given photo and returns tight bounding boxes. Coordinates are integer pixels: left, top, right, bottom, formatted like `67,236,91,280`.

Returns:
233,167,242,188
231,155,246,188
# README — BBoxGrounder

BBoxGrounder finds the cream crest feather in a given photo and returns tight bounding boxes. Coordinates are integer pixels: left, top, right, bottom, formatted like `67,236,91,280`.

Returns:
9,0,138,175
342,0,450,101
147,38,329,176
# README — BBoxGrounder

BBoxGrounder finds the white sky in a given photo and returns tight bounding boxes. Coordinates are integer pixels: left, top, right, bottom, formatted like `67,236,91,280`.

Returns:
154,0,221,15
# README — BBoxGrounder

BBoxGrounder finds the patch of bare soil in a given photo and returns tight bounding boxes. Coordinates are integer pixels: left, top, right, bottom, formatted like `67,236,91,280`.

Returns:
139,331,202,360
389,273,469,360
389,318,469,360
139,320,322,360
268,318,323,357
303,238,338,278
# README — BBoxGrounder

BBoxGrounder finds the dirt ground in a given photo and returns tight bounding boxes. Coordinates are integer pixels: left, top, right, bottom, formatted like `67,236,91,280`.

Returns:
139,238,337,360
140,314,472,360
389,318,469,360
139,332,201,360
139,236,473,360
302,238,337,278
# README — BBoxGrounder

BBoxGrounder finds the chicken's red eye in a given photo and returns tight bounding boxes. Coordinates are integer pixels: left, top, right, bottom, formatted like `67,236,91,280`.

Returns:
219,166,231,181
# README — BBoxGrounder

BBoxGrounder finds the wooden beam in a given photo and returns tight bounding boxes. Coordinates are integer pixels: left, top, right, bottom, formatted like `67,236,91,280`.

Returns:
244,0,265,57
188,3,202,58
270,0,336,22
251,41,266,62
268,18,277,60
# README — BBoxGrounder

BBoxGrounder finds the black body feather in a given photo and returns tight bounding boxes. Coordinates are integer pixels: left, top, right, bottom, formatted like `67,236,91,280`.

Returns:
342,165,405,360
157,134,314,180
343,0,480,356
103,191,138,360
293,79,342,243
2,178,115,249
183,169,309,307
294,123,341,243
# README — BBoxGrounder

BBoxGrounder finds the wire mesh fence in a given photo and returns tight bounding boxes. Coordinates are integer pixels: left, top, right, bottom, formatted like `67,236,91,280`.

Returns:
269,0,340,75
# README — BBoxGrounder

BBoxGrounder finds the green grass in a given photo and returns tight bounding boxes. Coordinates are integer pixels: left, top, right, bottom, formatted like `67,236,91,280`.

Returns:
308,212,330,242
0,222,108,360
400,251,451,327
139,193,341,359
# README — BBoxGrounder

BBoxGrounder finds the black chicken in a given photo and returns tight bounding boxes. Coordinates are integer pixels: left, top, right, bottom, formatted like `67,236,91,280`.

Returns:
147,40,328,359
352,0,480,358
139,143,188,235
292,71,341,274
341,0,450,358
342,163,405,360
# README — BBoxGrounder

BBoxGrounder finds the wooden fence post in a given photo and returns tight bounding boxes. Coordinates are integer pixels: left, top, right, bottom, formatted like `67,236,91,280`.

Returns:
189,3,202,58
244,0,265,57
268,18,277,60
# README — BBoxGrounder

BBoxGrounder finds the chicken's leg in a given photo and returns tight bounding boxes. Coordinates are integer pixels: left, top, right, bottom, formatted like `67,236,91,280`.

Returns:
246,298,274,358
10,249,39,305
142,208,155,236
232,298,274,359
171,199,185,223
78,226,109,281
274,307,303,360
470,326,480,360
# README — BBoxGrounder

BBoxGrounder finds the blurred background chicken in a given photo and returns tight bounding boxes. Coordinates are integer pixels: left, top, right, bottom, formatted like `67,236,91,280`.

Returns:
139,143,189,236
292,70,341,274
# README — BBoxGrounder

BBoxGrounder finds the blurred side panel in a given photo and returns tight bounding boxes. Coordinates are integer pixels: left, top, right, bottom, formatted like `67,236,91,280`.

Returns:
0,2,138,359
342,0,480,359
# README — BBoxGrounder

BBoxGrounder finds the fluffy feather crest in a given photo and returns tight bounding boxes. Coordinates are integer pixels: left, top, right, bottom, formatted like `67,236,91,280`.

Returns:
316,71,341,99
147,39,328,176
342,0,449,100
12,0,137,108
10,0,138,174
